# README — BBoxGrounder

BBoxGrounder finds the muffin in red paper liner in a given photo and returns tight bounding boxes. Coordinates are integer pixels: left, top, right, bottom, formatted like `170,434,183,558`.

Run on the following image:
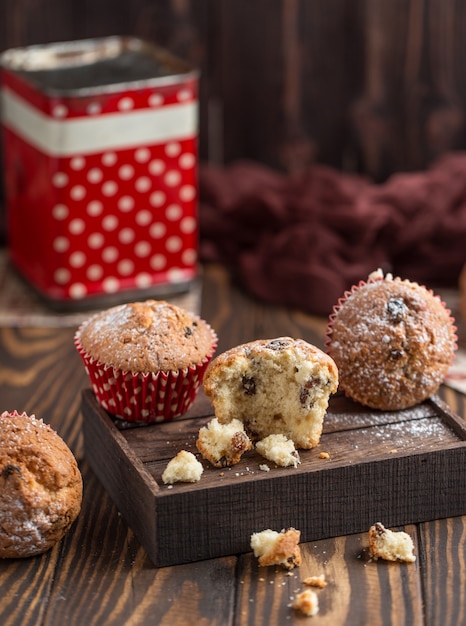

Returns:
325,269,457,410
0,411,82,558
75,300,218,423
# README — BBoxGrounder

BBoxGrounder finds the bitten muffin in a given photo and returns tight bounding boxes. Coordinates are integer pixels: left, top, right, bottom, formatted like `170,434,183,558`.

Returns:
326,270,457,410
0,411,82,559
75,300,217,423
202,337,338,449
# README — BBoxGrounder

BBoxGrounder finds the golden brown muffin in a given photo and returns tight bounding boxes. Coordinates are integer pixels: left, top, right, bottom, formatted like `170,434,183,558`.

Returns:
0,411,82,559
75,300,217,422
77,300,215,372
326,270,457,410
203,337,338,449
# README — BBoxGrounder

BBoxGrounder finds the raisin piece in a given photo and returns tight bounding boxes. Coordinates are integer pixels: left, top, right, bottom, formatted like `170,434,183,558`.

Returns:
300,388,310,406
387,298,408,323
2,464,21,479
231,431,250,453
267,339,292,351
242,376,256,395
389,349,404,360
184,326,193,337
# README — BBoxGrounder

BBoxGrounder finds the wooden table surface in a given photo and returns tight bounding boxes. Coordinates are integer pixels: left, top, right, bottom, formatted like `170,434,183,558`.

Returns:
1,264,465,626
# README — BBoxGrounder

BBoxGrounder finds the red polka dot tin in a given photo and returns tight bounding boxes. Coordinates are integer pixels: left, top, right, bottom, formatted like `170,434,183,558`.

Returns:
0,37,199,309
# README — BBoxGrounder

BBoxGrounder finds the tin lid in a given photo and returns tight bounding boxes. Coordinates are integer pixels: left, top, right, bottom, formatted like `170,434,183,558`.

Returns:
0,36,198,96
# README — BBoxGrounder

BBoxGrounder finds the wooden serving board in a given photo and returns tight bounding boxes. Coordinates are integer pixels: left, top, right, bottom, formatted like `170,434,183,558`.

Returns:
81,388,466,568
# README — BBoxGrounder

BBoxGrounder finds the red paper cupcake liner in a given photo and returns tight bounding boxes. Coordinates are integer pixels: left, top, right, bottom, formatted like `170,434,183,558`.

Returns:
75,324,217,423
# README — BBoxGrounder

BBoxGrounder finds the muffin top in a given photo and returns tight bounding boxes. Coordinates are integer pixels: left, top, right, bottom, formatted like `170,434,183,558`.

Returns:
326,273,457,410
77,300,216,372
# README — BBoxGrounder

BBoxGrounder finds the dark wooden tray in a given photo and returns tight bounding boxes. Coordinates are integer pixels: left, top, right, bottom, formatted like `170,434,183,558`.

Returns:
81,388,466,568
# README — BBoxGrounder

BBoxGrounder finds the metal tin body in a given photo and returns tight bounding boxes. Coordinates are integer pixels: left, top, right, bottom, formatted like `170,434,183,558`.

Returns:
0,37,199,308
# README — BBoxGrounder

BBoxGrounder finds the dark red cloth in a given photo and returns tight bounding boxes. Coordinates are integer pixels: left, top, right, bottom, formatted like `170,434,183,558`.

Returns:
198,153,466,316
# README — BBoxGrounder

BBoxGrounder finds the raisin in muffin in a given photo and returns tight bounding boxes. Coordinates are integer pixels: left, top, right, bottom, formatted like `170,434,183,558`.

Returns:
75,300,217,423
202,337,338,449
0,411,82,558
326,270,457,410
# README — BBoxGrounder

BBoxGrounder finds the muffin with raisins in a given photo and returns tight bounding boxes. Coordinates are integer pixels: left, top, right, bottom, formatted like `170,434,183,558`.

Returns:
325,269,457,410
75,300,217,423
202,337,338,449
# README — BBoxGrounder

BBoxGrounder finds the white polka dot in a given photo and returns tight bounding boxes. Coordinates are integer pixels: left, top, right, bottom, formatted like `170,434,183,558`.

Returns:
150,191,166,207
87,168,103,183
102,215,118,231
135,148,151,163
53,104,68,118
177,89,192,101
135,272,153,287
54,268,70,284
182,248,197,265
149,93,164,107
70,156,86,170
166,236,182,252
102,152,117,166
69,219,86,235
87,200,103,217
102,181,118,196
69,251,86,268
135,177,151,193
165,142,181,157
136,210,152,226
149,222,166,238
118,196,135,212
70,185,86,201
118,97,134,111
87,265,104,281
52,172,68,188
118,165,134,180
164,170,181,187
88,232,104,249
53,237,69,252
179,184,196,202
118,259,134,276
69,283,88,298
150,254,166,270
52,204,68,220
87,102,102,115
168,267,186,283
180,216,197,233
134,241,151,257
102,277,120,293
102,247,119,263
149,160,165,176
166,204,183,221
179,153,196,169
119,228,135,244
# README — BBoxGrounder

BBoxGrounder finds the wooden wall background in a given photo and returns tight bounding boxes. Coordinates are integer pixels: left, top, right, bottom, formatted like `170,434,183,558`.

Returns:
1,0,466,240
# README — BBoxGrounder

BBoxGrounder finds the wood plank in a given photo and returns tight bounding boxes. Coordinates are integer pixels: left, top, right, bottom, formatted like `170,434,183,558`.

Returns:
420,517,466,626
82,388,466,568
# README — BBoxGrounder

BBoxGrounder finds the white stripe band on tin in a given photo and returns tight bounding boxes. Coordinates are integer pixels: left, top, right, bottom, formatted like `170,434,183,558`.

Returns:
1,86,198,156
